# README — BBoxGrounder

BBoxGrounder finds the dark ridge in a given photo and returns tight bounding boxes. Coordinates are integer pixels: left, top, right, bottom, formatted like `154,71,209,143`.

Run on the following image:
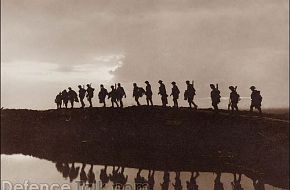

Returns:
1,106,288,188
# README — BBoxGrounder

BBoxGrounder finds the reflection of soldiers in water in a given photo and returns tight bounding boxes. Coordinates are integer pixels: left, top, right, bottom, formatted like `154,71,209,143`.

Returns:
172,172,182,190
231,173,243,190
100,165,110,188
214,172,224,190
148,170,155,190
69,162,80,182
88,164,96,188
186,171,199,190
79,163,88,186
252,178,265,190
62,163,70,179
135,169,147,190
160,171,170,190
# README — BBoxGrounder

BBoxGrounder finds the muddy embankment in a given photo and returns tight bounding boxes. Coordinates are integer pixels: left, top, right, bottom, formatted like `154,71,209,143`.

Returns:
1,107,289,188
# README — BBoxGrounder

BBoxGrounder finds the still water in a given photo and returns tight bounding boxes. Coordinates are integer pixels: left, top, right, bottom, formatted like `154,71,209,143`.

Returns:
1,154,284,190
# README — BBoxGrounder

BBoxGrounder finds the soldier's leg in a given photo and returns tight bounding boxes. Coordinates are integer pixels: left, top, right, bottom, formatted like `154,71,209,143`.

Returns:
188,100,192,108
120,98,123,108
111,100,114,107
146,98,149,106
115,100,119,107
257,106,262,114
250,103,254,112
70,100,74,108
193,101,198,109
150,98,153,106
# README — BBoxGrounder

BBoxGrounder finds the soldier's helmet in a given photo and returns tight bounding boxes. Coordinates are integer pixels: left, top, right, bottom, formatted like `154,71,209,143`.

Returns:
210,84,215,89
133,83,137,86
100,84,104,87
68,87,72,90
158,80,163,84
171,81,176,85
78,85,82,88
229,86,235,90
145,81,149,84
250,86,256,90
186,80,190,84
117,83,121,86
87,84,90,87
111,85,114,89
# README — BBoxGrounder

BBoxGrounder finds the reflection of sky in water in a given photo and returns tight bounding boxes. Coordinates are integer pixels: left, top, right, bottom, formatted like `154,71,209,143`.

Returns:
1,154,283,190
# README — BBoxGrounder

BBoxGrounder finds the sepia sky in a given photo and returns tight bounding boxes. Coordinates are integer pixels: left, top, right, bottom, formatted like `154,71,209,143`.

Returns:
1,0,289,109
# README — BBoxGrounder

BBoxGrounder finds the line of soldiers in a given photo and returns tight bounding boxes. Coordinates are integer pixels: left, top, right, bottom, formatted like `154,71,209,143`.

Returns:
55,81,263,114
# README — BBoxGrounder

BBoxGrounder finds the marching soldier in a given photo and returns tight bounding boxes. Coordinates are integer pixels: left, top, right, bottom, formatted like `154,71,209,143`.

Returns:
210,84,221,112
78,85,86,108
133,83,144,106
145,81,153,106
250,86,263,114
185,81,198,109
68,87,79,108
116,83,126,108
108,85,119,107
98,84,108,107
86,84,94,108
170,82,180,108
61,89,69,108
229,86,240,112
55,92,62,109
158,80,168,107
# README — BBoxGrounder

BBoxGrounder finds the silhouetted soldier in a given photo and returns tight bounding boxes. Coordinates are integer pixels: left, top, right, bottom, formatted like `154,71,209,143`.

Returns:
86,84,95,108
172,172,182,190
98,84,108,107
108,85,119,107
100,166,110,188
133,83,144,106
185,81,198,109
229,86,240,112
69,162,80,182
210,84,221,112
158,80,168,107
214,172,224,190
145,81,153,106
252,178,265,190
160,171,170,190
61,90,69,108
186,171,199,190
170,82,180,108
116,83,126,108
68,87,79,108
78,85,86,108
231,173,243,190
55,92,62,109
148,170,155,190
88,164,96,188
250,86,263,114
79,163,87,187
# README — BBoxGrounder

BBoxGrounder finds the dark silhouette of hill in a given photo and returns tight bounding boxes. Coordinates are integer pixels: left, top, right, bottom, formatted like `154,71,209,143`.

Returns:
1,106,288,188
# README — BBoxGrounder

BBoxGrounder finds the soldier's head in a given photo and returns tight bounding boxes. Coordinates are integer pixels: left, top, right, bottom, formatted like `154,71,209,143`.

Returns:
100,84,104,88
171,81,176,85
250,86,256,91
186,80,190,84
145,81,149,84
68,87,72,90
158,80,163,84
111,85,114,89
117,83,121,87
133,83,137,87
210,84,215,89
78,85,82,89
87,84,90,87
229,86,235,91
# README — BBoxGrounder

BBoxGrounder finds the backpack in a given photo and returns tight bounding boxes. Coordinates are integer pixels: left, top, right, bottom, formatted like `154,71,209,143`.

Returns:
138,87,145,97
